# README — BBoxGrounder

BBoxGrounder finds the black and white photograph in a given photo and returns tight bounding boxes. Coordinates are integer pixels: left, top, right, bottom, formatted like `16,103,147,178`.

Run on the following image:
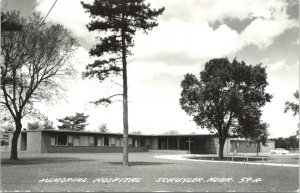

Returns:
0,0,299,192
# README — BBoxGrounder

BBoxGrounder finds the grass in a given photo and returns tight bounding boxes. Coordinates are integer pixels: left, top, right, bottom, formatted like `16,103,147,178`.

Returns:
1,157,94,165
1,152,299,192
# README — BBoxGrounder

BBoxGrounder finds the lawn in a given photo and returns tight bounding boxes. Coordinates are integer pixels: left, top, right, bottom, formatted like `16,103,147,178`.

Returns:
1,152,299,192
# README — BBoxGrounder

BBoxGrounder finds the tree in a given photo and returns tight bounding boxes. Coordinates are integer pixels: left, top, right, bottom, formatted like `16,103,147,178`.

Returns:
272,135,298,150
243,122,269,156
180,58,272,159
98,123,109,133
57,113,89,131
0,108,14,132
81,0,164,165
274,137,289,149
284,91,299,116
1,124,14,132
284,90,299,137
27,118,55,130
1,11,78,160
42,118,55,130
163,130,179,135
130,130,142,135
27,122,40,130
288,135,298,150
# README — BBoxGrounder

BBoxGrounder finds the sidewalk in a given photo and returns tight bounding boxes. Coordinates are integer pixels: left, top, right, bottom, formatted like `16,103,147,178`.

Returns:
155,154,299,168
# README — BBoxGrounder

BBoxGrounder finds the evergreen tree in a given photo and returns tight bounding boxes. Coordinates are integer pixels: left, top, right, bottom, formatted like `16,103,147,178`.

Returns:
57,113,89,131
81,0,164,165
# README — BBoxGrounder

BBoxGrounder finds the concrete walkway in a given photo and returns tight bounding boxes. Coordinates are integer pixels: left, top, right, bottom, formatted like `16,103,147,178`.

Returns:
155,154,299,168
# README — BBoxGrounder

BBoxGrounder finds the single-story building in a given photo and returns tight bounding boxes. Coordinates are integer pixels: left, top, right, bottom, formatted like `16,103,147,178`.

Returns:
1,130,274,155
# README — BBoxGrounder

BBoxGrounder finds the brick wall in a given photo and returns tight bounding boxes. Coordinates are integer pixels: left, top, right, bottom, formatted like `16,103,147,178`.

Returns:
26,132,42,152
260,141,275,153
45,146,149,153
230,140,257,153
41,132,149,153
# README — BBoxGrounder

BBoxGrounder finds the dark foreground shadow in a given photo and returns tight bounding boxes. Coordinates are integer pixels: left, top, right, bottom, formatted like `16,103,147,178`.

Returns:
107,161,173,166
1,157,93,166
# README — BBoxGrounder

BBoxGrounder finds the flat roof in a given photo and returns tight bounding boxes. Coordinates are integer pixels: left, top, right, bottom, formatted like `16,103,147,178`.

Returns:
21,129,148,136
20,129,220,137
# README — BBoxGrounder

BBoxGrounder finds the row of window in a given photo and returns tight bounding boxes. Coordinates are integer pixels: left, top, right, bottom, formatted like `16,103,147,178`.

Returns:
50,135,150,147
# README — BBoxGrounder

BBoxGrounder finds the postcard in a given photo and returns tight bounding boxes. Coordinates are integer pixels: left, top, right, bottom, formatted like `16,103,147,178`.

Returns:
1,0,299,192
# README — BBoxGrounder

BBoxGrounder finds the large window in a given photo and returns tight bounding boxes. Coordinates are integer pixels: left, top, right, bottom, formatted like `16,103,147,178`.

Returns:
68,136,73,146
73,136,80,146
57,135,67,146
80,136,89,146
139,138,145,147
128,138,133,146
89,136,95,146
116,138,121,147
97,137,103,146
110,137,116,146
104,137,109,146
50,136,56,146
132,139,137,147
51,135,95,146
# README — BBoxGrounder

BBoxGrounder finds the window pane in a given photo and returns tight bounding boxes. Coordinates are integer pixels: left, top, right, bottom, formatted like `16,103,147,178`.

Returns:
110,137,116,145
68,136,73,146
73,136,79,146
89,136,94,146
128,138,132,145
80,136,89,146
116,138,121,147
51,136,55,146
139,139,145,146
57,135,67,145
134,139,138,147
97,137,102,146
104,137,109,146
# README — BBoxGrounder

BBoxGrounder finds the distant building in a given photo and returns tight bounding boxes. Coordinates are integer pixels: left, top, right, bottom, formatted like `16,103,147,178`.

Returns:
1,130,274,155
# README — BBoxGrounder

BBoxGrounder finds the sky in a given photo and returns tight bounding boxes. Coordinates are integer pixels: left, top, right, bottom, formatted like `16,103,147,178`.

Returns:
3,0,299,137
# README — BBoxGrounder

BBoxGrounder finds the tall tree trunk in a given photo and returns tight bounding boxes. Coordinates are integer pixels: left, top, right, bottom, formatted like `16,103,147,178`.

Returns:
121,25,129,166
218,137,226,160
10,119,22,160
256,141,259,157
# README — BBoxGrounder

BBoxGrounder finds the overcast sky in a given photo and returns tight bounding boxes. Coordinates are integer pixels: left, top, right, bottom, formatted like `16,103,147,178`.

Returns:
4,0,299,137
